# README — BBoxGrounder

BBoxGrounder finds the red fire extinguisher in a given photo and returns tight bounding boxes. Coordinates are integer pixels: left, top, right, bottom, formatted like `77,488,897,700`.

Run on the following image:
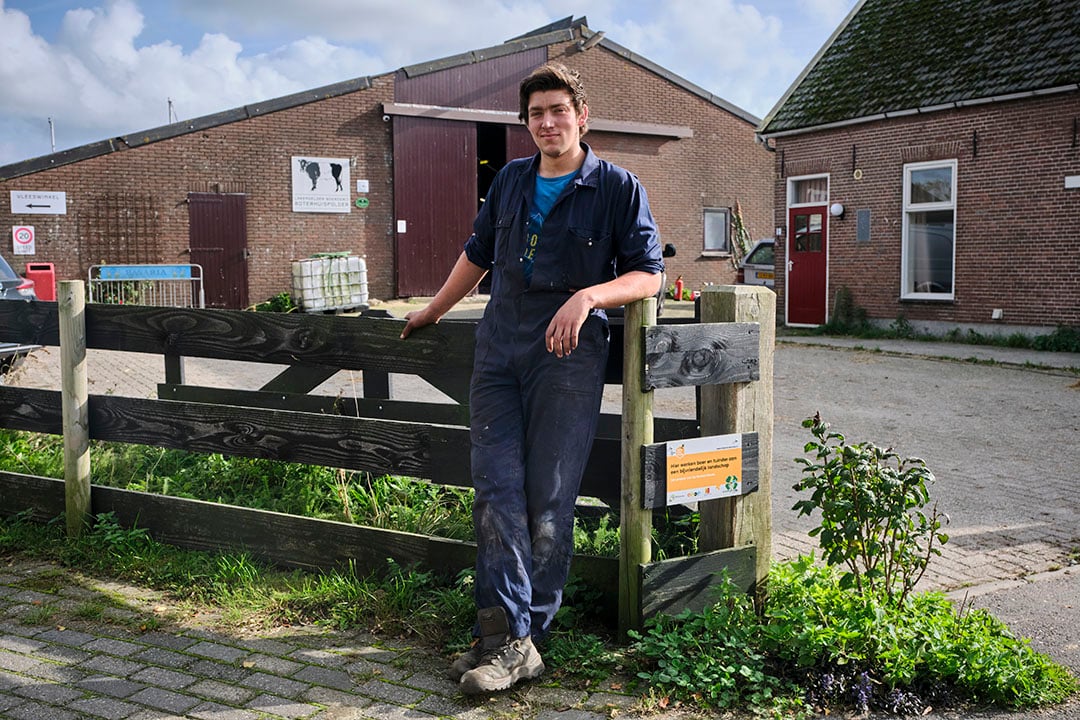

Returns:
674,275,684,301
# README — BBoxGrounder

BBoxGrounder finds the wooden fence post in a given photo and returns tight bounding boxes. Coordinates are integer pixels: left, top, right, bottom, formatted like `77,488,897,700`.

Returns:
697,285,775,590
58,280,91,537
619,296,656,636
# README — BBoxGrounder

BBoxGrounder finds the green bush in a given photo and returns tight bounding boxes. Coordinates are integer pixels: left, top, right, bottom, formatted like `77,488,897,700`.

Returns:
793,414,948,606
1033,325,1080,353
251,292,298,313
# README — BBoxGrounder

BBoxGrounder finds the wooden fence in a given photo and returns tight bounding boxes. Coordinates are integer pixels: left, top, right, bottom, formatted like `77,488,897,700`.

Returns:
0,281,773,633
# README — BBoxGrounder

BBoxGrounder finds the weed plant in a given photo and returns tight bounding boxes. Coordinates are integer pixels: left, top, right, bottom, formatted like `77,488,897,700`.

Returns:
793,413,948,606
628,417,1078,716
808,286,1080,354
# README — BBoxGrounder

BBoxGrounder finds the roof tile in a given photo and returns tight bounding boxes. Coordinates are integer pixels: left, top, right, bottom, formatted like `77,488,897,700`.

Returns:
761,0,1080,134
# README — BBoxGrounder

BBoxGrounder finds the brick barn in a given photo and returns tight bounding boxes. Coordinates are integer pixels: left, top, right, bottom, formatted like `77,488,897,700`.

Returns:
0,16,772,310
756,0,1080,334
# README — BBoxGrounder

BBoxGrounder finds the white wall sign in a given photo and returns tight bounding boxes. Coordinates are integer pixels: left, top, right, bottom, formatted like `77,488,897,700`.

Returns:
291,156,351,213
11,191,67,215
12,225,35,255
356,179,369,193
1065,175,1080,190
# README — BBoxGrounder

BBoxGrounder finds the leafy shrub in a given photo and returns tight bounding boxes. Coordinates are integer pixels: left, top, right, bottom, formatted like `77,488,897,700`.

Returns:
765,558,1079,711
822,286,870,334
251,292,298,313
793,414,948,606
1033,325,1080,353
630,575,793,710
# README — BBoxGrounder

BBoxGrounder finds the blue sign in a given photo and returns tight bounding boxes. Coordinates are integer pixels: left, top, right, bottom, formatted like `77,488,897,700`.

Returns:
99,265,194,280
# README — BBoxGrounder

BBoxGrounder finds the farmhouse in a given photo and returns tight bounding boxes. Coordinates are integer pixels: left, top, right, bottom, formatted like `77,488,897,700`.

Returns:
0,16,772,310
756,0,1080,334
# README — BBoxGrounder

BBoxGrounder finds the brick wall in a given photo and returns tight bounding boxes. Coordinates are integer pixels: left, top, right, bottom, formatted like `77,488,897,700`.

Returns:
770,93,1080,329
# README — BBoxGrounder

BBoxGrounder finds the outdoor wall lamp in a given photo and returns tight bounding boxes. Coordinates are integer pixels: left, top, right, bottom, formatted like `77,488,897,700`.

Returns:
830,202,845,219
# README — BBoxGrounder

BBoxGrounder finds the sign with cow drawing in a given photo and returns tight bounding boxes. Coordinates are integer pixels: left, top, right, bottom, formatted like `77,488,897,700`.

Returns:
291,156,351,213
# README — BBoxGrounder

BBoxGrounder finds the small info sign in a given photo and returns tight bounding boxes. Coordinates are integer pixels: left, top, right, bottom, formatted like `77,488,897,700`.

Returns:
665,433,743,505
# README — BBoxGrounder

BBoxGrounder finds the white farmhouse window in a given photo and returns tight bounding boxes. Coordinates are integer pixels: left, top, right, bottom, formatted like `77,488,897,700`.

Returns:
703,207,731,254
902,160,956,298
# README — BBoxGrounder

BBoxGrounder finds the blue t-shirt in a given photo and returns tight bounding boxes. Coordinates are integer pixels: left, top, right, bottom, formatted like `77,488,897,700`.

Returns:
522,171,576,285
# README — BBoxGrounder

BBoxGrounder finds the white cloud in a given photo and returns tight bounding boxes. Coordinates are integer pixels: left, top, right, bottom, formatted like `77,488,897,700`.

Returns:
0,0,390,162
591,0,802,119
0,0,857,165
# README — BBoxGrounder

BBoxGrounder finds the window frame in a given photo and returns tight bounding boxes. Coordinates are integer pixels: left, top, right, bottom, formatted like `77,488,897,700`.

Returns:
901,159,957,301
702,207,731,256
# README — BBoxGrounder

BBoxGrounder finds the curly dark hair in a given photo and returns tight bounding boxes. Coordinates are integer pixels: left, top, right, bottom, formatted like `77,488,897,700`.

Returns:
518,63,588,135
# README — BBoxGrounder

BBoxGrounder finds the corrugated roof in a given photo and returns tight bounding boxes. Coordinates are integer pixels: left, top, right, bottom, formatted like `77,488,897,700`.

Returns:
1,16,758,181
759,0,1080,136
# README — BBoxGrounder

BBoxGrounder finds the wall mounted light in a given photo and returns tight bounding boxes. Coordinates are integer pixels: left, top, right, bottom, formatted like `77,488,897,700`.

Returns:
830,202,845,219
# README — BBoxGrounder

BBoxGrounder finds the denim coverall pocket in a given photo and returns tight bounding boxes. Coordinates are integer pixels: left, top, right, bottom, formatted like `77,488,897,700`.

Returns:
564,227,612,290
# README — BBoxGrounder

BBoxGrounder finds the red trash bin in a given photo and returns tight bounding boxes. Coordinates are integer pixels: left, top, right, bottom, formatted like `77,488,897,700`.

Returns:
24,262,55,302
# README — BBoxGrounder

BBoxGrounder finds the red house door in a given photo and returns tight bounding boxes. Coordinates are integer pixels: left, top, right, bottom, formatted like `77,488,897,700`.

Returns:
787,206,827,325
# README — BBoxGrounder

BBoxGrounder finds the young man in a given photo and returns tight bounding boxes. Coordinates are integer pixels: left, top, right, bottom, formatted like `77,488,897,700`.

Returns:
400,63,663,694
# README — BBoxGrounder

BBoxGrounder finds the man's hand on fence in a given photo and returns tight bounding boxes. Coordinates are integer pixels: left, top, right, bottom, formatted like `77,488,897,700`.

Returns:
400,307,440,339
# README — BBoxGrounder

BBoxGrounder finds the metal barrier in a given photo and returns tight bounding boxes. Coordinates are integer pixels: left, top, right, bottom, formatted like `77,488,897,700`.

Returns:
88,264,205,308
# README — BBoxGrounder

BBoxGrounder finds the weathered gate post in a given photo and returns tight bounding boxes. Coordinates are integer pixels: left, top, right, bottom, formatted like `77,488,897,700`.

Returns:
618,296,656,635
58,280,91,537
698,285,776,590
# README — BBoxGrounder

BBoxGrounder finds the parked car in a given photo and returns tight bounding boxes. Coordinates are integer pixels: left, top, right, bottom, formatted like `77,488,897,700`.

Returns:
737,239,775,288
1,252,37,301
0,252,39,377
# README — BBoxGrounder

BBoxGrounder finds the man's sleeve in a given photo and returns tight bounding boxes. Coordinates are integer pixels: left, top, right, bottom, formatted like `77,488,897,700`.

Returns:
614,175,664,277
463,172,501,269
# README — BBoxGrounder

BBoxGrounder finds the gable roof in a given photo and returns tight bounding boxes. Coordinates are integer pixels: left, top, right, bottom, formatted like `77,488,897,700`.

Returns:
1,16,758,181
758,0,1080,137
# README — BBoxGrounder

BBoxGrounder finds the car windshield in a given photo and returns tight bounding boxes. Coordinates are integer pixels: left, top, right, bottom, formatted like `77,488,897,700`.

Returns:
746,243,774,265
0,253,19,280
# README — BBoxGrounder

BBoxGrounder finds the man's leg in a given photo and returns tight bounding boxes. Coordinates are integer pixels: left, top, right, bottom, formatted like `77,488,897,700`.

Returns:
460,362,547,693
469,364,532,638
522,316,609,641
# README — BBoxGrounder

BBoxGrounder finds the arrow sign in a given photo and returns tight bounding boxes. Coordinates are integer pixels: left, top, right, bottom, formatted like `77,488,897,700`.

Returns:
10,191,67,215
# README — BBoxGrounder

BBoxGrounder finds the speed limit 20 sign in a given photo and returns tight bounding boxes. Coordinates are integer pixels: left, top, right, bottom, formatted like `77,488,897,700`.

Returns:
12,225,35,255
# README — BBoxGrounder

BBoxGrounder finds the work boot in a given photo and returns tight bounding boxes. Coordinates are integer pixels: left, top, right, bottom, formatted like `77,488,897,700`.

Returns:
457,608,544,699
447,642,482,682
447,606,510,681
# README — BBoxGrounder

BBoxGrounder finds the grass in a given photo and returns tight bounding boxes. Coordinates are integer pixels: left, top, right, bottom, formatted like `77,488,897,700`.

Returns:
4,512,1074,717
0,427,1076,716
0,427,700,559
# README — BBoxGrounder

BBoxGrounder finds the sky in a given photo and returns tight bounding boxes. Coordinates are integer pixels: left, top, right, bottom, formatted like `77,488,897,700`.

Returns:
0,0,859,167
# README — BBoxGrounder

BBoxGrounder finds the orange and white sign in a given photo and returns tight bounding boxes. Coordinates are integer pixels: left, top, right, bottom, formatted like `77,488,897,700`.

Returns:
666,433,743,505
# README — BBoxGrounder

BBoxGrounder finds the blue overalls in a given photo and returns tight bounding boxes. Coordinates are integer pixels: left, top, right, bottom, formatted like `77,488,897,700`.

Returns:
463,143,663,641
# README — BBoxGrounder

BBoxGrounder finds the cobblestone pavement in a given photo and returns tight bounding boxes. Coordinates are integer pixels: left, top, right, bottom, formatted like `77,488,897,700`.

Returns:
0,558,645,720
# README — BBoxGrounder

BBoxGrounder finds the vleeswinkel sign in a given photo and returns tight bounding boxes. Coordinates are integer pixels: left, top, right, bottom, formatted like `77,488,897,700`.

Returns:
10,191,67,215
